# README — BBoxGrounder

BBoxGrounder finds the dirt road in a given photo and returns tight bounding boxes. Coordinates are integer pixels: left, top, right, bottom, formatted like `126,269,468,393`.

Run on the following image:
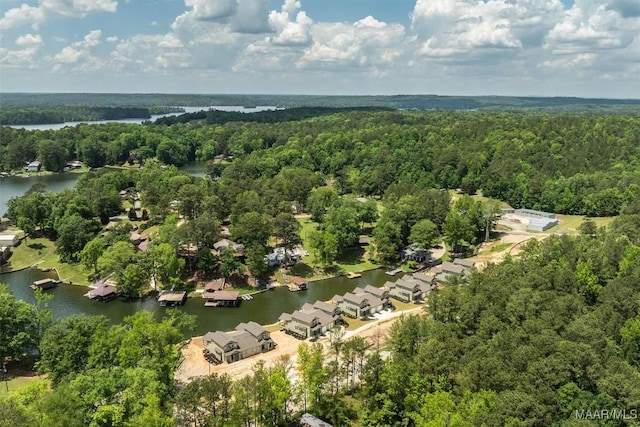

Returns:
175,307,423,384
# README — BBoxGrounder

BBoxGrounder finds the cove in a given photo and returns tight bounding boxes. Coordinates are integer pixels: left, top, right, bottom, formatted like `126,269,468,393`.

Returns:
2,268,400,336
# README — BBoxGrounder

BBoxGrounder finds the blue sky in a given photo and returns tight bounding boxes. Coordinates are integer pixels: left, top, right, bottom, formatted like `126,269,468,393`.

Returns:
1,0,638,98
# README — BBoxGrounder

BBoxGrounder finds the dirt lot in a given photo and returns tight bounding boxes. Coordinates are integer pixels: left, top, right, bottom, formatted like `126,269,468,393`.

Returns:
175,308,423,384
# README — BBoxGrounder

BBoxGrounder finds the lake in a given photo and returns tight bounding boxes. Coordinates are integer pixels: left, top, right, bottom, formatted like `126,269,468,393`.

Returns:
6,106,279,131
2,267,399,336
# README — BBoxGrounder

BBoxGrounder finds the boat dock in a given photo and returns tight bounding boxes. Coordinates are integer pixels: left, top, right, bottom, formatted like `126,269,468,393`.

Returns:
158,290,188,306
386,269,402,276
30,278,59,291
347,272,362,279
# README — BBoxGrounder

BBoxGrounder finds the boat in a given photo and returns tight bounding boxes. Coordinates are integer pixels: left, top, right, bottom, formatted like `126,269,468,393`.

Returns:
347,272,362,279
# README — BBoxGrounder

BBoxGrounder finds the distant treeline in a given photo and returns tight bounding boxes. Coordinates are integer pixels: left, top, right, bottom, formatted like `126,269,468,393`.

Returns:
2,92,640,113
152,106,391,126
0,106,183,126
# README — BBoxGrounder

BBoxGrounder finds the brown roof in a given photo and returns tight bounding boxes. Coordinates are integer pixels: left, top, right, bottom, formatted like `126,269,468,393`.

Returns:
212,290,240,301
204,279,224,292
91,284,117,297
292,276,306,286
158,291,187,302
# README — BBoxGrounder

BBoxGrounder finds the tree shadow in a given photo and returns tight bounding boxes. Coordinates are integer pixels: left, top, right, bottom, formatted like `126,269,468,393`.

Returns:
289,262,315,278
337,247,366,265
27,243,46,250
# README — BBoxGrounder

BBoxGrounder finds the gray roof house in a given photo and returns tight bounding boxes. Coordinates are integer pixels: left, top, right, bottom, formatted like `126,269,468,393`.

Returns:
280,309,335,340
204,322,275,364
336,292,384,319
435,261,471,283
388,277,434,302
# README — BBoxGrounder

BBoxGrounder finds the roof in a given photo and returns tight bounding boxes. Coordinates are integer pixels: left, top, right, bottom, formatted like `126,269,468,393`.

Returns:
453,258,475,268
236,321,267,339
204,331,235,348
158,291,186,302
279,313,292,322
299,413,333,427
313,300,337,314
91,284,117,297
440,262,467,275
412,272,435,283
292,276,306,286
212,290,240,301
355,285,386,298
291,309,333,327
204,279,224,292
214,239,243,251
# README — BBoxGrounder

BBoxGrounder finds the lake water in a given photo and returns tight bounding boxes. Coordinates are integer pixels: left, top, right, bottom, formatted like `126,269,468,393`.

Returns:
7,106,279,131
2,267,399,336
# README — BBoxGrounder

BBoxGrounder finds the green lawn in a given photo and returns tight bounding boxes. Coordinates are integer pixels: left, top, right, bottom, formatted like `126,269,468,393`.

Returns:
294,217,378,281
490,242,512,252
2,237,91,285
0,376,47,397
549,214,615,234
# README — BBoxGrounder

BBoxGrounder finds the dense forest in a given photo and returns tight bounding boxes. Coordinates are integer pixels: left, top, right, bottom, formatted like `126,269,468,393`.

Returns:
2,109,639,216
0,106,183,126
2,205,640,426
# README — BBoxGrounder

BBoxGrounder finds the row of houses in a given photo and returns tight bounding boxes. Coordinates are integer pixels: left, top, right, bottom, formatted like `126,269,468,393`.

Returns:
203,321,276,364
278,272,441,340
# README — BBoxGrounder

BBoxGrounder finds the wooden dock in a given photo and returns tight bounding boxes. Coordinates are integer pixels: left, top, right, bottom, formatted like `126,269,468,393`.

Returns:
30,278,59,291
347,272,362,279
386,269,402,276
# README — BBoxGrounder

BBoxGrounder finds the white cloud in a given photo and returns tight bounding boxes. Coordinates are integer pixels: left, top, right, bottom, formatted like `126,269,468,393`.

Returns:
0,4,46,30
0,46,41,69
52,30,102,66
184,0,237,21
16,33,43,46
40,0,117,17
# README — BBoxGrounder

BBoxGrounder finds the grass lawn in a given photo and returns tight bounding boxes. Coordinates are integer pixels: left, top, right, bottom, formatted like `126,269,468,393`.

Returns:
0,376,47,397
490,242,513,252
2,237,91,286
294,217,378,281
550,214,615,234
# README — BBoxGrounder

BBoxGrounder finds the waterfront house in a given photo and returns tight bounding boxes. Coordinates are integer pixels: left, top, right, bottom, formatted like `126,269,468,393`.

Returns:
388,277,433,303
265,246,302,266
26,161,42,172
202,278,225,300
301,300,342,319
402,245,430,262
291,276,307,290
280,309,335,340
0,233,20,248
334,292,384,319
204,322,275,364
354,284,389,304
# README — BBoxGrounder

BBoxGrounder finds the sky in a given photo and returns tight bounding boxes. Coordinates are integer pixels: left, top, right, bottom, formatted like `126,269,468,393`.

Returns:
1,0,639,98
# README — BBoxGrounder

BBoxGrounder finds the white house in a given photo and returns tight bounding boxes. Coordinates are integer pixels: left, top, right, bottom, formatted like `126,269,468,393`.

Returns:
0,233,20,247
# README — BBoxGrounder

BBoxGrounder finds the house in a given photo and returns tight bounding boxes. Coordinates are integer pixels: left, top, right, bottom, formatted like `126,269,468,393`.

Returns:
265,247,302,266
298,413,333,427
26,161,42,172
204,290,240,307
388,277,434,302
204,322,275,364
402,245,430,262
213,239,244,257
202,278,225,300
291,276,307,290
453,258,475,269
280,309,336,340
354,285,390,308
334,292,384,319
435,261,471,283
302,300,342,319
0,233,20,248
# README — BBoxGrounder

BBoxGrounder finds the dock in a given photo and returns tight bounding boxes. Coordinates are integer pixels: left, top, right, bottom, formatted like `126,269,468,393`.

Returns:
30,278,59,291
158,290,188,306
347,272,362,279
85,283,118,302
386,269,402,276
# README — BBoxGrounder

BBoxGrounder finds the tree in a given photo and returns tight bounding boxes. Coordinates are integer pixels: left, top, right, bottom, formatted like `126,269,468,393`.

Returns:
372,217,402,265
273,212,301,256
443,209,475,254
38,139,68,172
16,217,35,244
0,285,37,364
219,247,243,279
307,187,339,222
308,230,338,266
245,243,269,279
482,199,502,242
121,263,150,298
231,211,272,246
579,217,598,237
325,205,360,254
54,213,100,262
79,237,107,277
409,219,440,249
97,241,137,285
148,243,184,289
38,315,108,385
